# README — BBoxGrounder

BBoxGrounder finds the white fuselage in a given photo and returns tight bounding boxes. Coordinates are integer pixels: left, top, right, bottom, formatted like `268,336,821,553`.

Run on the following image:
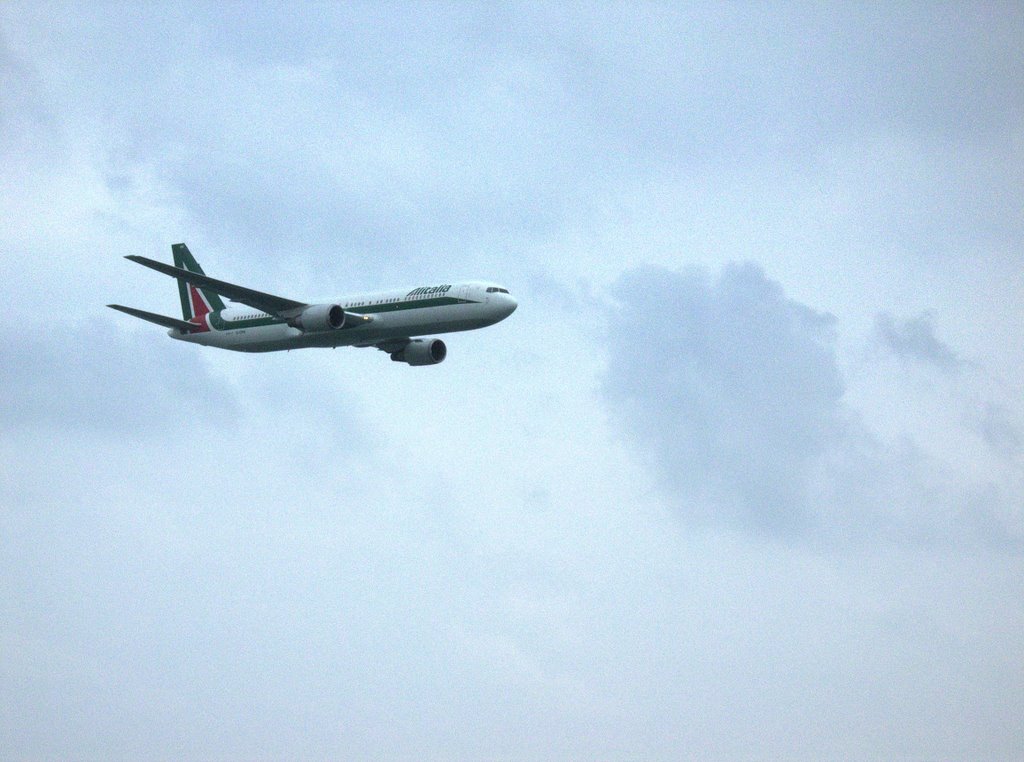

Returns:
170,280,517,352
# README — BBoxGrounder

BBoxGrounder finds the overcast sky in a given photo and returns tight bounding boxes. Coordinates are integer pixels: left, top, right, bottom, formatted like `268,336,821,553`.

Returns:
2,3,1022,759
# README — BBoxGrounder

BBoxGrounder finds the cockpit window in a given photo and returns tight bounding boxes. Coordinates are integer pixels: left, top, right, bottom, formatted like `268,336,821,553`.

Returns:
486,287,510,294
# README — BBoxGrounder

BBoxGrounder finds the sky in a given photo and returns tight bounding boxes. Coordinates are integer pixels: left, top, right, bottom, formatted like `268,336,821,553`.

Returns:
1,2,1022,759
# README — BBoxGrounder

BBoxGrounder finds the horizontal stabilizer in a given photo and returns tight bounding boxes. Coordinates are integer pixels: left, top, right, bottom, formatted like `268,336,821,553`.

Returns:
125,255,306,316
108,304,201,332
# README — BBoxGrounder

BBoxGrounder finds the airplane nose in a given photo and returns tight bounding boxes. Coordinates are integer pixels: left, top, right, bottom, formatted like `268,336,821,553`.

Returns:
505,294,518,315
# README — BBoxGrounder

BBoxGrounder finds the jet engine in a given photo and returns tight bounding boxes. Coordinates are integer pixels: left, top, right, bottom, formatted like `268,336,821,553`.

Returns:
391,338,447,366
288,304,346,332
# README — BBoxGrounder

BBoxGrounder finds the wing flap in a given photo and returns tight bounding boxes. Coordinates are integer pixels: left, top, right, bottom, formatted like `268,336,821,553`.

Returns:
125,255,306,316
368,338,411,353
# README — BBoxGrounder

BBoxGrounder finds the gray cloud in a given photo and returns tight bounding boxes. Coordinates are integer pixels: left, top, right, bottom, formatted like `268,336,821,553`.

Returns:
603,263,1022,552
603,262,844,534
874,310,962,371
976,401,1023,458
0,319,239,434
2,5,1023,758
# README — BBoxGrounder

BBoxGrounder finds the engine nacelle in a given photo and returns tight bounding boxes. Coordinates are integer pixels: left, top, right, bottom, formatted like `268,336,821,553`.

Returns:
391,338,447,366
289,303,345,332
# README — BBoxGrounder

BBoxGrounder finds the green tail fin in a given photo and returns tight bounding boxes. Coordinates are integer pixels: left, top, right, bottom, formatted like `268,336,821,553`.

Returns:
172,243,226,320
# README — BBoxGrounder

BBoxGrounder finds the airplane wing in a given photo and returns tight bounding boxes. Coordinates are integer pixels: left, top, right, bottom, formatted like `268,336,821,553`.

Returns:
124,255,306,316
108,304,202,332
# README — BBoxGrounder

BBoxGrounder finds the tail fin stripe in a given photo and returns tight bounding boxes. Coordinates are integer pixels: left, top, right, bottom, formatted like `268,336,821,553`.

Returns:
171,242,226,319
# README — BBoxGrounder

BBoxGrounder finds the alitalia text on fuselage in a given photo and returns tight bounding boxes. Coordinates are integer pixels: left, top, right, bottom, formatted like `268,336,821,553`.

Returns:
109,244,517,366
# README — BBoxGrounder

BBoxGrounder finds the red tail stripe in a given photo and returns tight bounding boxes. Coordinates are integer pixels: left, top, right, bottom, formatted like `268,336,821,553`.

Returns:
190,284,211,318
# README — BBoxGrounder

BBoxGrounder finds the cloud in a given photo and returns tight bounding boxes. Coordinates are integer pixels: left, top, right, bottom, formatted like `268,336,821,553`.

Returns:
602,262,1023,551
0,319,239,435
874,310,961,371
976,402,1023,458
2,6,1022,758
0,32,54,152
603,262,844,534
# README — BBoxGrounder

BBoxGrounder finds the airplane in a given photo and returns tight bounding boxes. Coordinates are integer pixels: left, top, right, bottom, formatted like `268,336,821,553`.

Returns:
109,243,517,365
